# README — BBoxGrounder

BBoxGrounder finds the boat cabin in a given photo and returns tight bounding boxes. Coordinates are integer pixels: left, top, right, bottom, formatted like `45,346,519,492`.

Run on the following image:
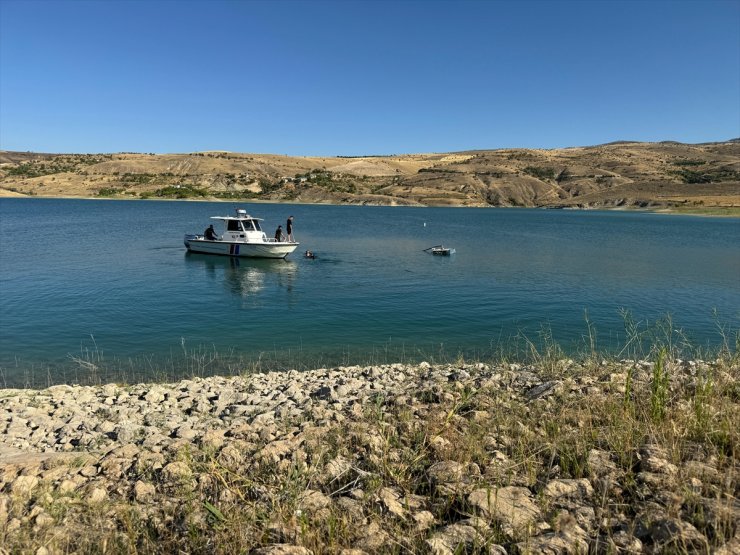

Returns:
211,209,268,242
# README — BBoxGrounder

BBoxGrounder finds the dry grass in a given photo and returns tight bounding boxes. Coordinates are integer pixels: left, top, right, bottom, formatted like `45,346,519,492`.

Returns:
1,140,738,208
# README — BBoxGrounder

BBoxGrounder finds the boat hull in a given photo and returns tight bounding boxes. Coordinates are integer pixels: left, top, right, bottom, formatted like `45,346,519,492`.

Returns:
184,235,298,259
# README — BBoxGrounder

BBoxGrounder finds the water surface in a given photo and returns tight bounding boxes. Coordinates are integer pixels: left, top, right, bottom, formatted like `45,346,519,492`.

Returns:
1,198,738,386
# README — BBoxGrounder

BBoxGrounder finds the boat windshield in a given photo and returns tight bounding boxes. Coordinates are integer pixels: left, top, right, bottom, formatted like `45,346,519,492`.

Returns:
243,220,261,231
226,220,243,232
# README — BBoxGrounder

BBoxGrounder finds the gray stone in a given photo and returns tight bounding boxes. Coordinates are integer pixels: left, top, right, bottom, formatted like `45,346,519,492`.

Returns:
86,486,108,503
413,510,435,531
543,478,594,500
252,546,313,555
161,461,192,483
134,480,156,503
526,380,563,400
426,523,485,555
649,517,709,552
11,474,39,495
517,527,589,554
377,487,405,518
468,486,542,537
428,460,481,496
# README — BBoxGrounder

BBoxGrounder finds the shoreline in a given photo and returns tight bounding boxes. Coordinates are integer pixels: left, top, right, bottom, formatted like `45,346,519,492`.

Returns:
2,359,737,552
1,191,739,217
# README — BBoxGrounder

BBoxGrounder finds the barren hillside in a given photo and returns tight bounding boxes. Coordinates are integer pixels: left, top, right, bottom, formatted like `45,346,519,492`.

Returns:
1,141,738,210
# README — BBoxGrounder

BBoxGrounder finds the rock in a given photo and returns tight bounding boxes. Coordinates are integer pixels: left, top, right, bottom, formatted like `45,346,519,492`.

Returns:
79,465,98,477
200,428,226,450
356,521,389,551
0,495,8,525
426,523,485,554
714,536,740,555
468,486,542,537
34,512,55,528
542,478,593,500
161,461,192,484
258,438,299,463
144,386,166,404
110,423,143,443
335,497,364,521
98,456,131,480
175,425,198,440
252,546,312,555
377,487,405,519
526,381,563,400
86,486,108,503
323,455,352,483
11,475,39,495
134,480,156,503
413,510,435,531
608,530,643,553
517,526,589,554
57,479,78,495
217,444,246,468
649,517,708,552
297,490,331,519
639,444,678,475
428,460,481,495
310,386,333,400
587,449,617,476
684,460,722,484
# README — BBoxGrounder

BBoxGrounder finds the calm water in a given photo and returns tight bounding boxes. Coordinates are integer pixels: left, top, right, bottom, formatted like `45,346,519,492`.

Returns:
1,198,738,386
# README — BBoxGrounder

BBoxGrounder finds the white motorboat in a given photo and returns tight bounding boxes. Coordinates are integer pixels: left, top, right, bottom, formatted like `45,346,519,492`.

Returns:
184,208,299,259
424,245,456,256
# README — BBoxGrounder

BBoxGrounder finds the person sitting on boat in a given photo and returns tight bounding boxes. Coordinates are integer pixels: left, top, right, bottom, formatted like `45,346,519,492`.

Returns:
274,225,284,242
204,224,218,241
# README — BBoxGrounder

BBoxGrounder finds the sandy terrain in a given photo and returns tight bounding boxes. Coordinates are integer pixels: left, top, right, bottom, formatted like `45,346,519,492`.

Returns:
1,141,738,210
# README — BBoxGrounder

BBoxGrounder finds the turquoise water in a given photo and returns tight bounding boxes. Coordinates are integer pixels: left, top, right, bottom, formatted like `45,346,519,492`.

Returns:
1,198,739,386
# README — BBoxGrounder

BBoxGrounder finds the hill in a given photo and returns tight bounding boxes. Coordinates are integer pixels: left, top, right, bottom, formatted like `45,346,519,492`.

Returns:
1,141,739,210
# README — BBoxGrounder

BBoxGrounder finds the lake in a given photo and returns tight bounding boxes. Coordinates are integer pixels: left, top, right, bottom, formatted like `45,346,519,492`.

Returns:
1,198,738,386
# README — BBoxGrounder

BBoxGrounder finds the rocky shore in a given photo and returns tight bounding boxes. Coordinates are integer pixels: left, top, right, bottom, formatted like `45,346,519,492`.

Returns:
1,359,738,553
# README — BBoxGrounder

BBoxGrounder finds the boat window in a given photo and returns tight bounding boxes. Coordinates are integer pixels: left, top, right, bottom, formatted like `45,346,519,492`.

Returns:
253,221,262,231
243,220,255,231
226,220,243,232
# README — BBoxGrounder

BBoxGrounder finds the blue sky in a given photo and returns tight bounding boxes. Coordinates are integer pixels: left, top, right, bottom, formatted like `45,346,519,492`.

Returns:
1,0,738,155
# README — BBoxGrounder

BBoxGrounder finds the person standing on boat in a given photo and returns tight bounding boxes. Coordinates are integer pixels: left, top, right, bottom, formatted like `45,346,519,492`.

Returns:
204,224,217,240
275,225,284,242
286,216,295,242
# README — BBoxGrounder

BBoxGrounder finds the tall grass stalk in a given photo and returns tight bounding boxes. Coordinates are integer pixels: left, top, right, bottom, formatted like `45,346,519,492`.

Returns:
650,347,669,422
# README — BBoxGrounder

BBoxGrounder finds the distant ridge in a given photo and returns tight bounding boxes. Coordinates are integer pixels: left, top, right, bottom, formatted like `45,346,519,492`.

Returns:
1,140,738,209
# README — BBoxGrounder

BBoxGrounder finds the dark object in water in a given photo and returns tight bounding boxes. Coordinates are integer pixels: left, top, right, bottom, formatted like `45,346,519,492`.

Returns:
304,250,316,259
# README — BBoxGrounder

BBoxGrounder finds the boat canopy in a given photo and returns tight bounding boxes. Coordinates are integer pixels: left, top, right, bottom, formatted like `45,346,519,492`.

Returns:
210,215,264,221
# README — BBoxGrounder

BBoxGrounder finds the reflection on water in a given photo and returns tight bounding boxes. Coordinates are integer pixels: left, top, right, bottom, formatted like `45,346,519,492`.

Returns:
184,253,297,298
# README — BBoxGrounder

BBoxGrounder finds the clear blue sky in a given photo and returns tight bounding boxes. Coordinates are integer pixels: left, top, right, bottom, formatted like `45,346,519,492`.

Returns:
1,0,738,155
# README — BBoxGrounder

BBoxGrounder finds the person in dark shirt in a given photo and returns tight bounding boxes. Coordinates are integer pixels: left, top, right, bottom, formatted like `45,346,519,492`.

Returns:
204,225,217,240
274,225,284,242
286,216,295,242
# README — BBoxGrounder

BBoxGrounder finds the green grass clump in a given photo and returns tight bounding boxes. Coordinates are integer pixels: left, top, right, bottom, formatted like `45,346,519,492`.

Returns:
96,187,125,197
141,184,209,199
523,166,556,180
